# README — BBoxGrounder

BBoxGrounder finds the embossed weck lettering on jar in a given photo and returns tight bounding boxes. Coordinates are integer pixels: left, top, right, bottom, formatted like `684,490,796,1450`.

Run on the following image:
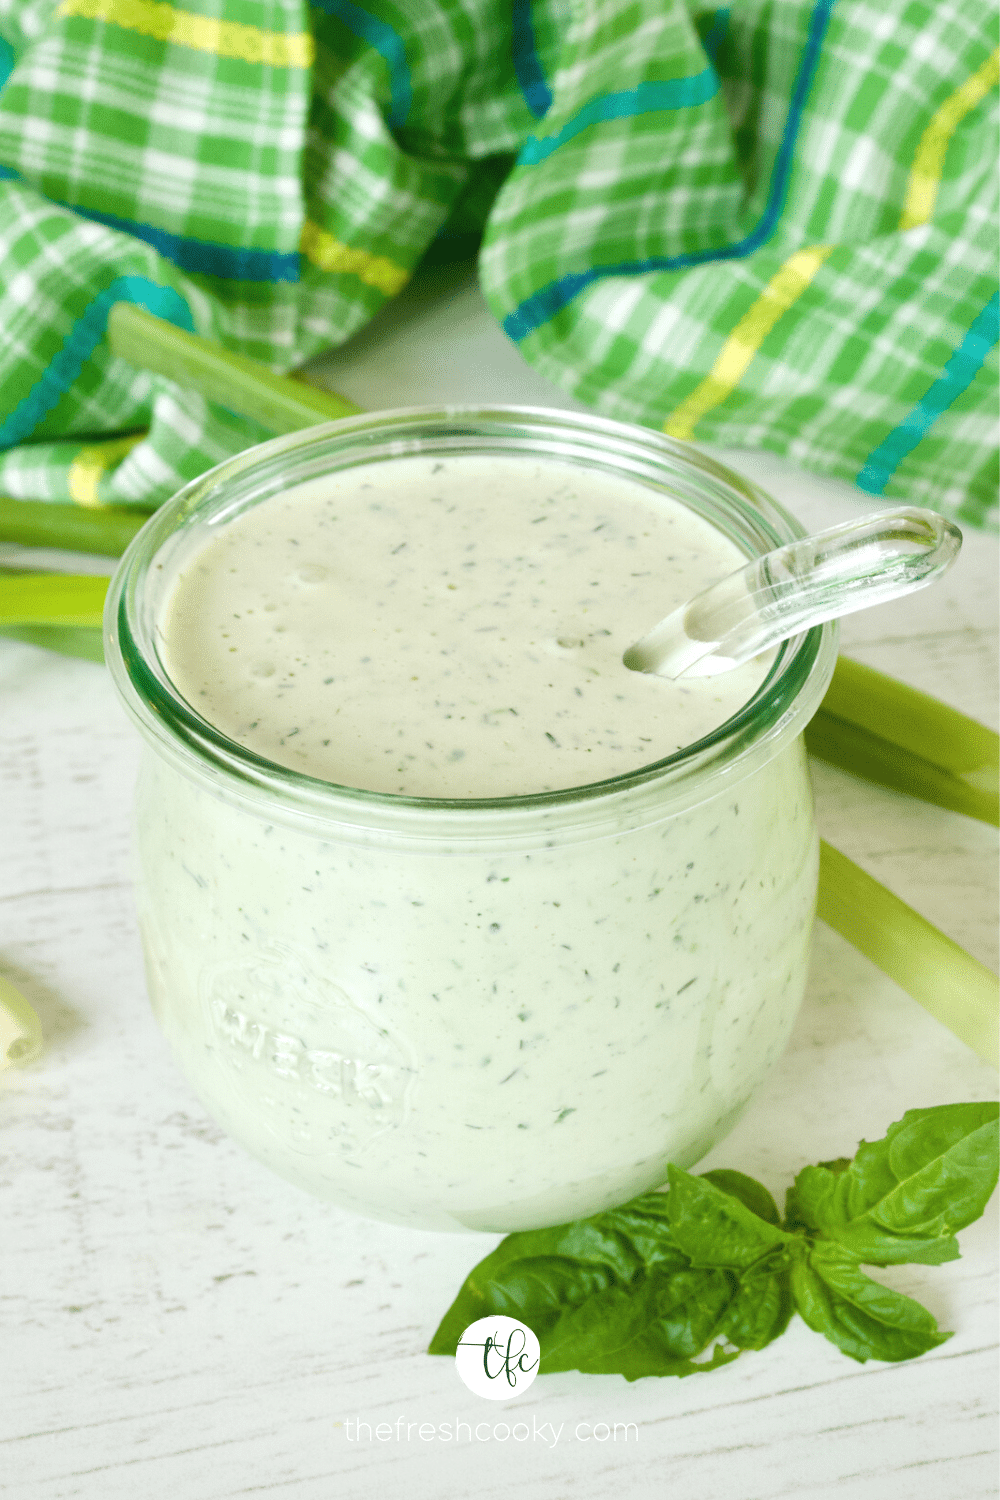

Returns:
201,943,413,1159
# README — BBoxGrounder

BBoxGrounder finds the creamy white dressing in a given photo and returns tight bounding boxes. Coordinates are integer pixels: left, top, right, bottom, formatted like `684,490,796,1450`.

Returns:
160,456,769,797
132,452,817,1232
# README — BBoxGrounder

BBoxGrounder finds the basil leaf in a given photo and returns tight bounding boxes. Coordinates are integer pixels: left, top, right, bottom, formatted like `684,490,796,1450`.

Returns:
700,1168,783,1226
718,1251,795,1350
430,1253,623,1352
790,1240,951,1363
692,1172,795,1346
532,1249,793,1374
542,1265,739,1380
787,1102,999,1265
428,1181,794,1378
428,1197,684,1357
666,1164,793,1267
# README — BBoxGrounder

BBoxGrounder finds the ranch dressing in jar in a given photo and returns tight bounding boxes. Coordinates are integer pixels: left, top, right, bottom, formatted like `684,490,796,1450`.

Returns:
106,408,836,1233
160,454,770,796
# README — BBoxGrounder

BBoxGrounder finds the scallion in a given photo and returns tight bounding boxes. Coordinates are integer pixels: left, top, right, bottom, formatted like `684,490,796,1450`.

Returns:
0,572,108,627
806,657,998,827
0,497,149,556
106,302,360,433
0,622,105,661
817,840,998,1067
0,974,43,1069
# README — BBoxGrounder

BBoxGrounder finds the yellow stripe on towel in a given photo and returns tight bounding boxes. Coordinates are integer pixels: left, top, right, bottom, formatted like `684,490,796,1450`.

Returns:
299,220,410,296
664,245,834,440
68,431,146,507
58,0,314,69
899,49,999,230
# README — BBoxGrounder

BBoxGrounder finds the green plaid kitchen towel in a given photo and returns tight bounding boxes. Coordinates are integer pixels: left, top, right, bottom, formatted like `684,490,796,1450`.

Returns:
0,0,996,524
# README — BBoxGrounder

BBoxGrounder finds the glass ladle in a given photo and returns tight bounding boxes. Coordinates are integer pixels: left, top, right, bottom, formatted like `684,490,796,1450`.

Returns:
623,505,962,680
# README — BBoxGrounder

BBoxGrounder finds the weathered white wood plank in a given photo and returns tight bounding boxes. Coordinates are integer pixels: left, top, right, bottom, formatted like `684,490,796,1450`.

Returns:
1,266,996,1500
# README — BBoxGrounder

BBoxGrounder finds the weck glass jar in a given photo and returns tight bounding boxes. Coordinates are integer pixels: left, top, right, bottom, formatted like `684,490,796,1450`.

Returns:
105,407,837,1232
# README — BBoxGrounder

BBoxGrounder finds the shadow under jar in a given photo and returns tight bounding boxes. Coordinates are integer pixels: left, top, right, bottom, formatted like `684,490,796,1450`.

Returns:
105,406,837,1233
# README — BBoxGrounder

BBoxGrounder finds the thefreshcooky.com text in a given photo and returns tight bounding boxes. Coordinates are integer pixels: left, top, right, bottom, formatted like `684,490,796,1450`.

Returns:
342,1417,638,1447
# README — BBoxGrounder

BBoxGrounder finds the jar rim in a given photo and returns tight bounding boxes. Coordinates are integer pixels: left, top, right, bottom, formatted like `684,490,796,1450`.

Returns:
105,405,837,835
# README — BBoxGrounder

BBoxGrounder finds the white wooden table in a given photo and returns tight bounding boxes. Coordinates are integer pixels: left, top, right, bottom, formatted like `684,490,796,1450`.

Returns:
2,264,997,1500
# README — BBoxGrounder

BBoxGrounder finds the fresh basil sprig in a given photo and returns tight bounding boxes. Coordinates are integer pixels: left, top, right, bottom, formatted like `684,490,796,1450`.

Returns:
429,1103,998,1380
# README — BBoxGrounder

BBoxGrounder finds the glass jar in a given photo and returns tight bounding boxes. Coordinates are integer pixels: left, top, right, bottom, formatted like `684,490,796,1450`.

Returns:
105,407,837,1233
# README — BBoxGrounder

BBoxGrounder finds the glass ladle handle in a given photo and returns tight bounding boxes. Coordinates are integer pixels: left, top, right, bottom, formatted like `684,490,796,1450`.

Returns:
623,506,962,679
